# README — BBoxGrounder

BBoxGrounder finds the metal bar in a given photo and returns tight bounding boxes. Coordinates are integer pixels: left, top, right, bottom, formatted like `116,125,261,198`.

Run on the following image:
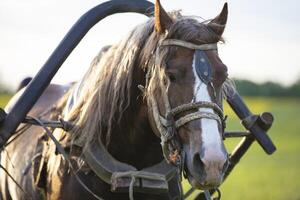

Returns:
224,112,274,178
224,136,255,179
0,0,154,147
193,102,275,199
192,136,261,200
226,92,276,154
183,187,195,199
220,95,275,191
185,137,254,199
224,131,250,138
0,108,73,130
186,136,255,200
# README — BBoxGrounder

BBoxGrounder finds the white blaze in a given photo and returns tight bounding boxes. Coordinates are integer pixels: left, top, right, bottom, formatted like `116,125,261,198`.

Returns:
192,55,223,152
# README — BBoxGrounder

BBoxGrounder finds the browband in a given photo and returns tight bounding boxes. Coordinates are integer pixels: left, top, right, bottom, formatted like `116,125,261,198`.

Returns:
160,39,217,50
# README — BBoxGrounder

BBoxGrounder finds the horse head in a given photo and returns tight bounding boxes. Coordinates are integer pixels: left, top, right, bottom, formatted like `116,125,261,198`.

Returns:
145,0,229,190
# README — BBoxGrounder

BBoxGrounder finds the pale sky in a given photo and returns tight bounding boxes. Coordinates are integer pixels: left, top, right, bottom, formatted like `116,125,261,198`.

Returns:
0,0,299,90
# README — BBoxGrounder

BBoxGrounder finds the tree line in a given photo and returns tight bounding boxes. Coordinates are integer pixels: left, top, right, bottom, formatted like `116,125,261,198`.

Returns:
0,78,300,97
234,79,300,97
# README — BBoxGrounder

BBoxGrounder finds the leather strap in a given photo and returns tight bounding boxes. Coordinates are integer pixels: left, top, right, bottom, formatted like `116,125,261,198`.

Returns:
161,39,218,50
160,111,222,129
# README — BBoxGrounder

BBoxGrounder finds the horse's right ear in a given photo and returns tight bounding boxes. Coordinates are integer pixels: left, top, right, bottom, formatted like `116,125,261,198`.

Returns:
208,3,228,37
155,0,173,34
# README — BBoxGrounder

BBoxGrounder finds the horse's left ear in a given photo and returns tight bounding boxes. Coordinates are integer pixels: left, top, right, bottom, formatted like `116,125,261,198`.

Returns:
155,0,173,34
208,3,228,37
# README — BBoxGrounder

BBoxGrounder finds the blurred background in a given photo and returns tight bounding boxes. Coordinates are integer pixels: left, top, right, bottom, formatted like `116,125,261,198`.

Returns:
0,0,299,199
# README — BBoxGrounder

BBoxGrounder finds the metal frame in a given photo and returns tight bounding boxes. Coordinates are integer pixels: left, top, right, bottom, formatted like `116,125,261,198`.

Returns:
186,93,275,199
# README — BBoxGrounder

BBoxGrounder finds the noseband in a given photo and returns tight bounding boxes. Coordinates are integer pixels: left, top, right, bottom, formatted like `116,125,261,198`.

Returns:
148,39,226,168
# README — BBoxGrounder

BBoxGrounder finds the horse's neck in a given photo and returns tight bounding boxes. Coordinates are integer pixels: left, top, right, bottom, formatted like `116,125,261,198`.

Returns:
106,82,163,170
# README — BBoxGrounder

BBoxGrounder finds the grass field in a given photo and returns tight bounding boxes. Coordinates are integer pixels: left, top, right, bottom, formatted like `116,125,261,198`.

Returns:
0,95,299,199
0,94,12,108
183,97,300,200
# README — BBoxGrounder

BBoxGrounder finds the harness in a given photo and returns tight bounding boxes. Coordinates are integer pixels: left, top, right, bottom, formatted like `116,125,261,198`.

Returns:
4,39,226,200
82,38,227,200
64,38,226,199
147,39,225,168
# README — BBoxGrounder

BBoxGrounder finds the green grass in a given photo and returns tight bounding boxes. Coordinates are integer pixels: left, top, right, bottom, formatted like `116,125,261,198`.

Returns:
183,97,300,200
0,94,12,108
1,95,299,199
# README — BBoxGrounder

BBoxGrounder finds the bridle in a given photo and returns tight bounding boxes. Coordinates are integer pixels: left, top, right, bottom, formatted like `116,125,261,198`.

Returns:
146,39,226,169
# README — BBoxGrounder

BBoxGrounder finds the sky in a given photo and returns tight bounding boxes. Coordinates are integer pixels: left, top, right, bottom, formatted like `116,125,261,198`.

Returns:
0,0,299,90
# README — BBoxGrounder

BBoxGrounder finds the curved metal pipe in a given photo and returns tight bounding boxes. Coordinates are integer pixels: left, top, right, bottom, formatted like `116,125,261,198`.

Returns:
0,0,179,195
0,0,154,147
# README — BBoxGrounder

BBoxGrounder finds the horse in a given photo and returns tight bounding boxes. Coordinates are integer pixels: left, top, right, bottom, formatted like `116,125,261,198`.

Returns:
0,0,232,199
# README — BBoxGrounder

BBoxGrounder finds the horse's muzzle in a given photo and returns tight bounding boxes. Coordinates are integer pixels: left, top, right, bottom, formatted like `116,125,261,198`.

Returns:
186,146,229,190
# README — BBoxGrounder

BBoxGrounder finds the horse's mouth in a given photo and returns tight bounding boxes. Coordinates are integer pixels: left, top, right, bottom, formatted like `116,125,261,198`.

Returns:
187,173,222,190
184,159,223,190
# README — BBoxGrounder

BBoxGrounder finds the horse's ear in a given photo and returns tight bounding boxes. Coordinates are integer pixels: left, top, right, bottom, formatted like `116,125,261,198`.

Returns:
155,0,173,34
208,3,228,37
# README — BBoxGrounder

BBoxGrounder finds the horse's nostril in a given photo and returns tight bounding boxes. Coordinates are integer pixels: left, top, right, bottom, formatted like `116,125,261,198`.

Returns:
192,153,205,174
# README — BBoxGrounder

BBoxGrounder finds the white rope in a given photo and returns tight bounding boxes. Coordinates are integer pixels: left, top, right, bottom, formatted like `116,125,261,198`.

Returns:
161,39,217,50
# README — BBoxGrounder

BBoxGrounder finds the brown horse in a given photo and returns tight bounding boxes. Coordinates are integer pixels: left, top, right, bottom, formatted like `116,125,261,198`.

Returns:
0,0,232,199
